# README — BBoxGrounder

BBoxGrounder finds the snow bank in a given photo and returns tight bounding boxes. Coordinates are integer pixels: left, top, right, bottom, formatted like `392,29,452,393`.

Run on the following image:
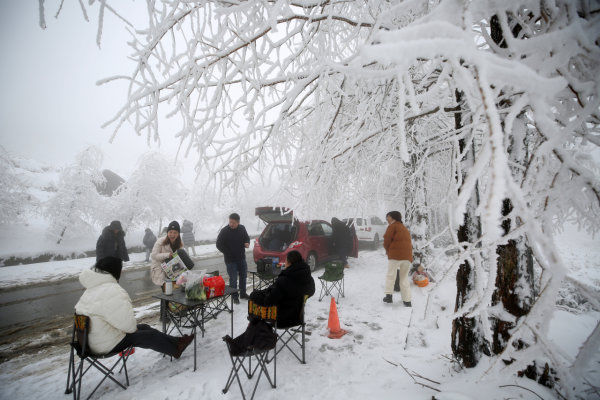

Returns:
0,244,224,289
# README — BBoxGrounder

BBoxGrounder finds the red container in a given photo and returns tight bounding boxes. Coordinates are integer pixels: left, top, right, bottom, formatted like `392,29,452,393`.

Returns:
203,276,225,298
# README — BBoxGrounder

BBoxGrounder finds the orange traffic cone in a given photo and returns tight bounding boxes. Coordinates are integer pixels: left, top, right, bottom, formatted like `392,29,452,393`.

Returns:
327,297,347,339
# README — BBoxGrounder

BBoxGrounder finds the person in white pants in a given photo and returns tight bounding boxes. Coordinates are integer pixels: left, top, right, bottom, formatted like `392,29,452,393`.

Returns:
382,211,413,306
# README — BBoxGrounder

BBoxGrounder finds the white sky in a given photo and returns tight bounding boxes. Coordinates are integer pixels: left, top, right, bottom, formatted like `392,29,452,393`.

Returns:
0,0,197,181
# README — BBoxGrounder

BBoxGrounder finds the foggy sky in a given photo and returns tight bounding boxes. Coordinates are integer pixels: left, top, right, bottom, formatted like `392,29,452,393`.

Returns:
0,0,196,181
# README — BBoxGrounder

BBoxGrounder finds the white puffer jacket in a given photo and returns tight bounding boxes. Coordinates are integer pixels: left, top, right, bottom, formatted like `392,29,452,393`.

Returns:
74,268,137,355
150,236,183,285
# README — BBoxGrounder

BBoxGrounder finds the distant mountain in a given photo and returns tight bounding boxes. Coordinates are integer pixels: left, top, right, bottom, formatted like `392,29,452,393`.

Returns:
4,150,126,200
96,169,125,197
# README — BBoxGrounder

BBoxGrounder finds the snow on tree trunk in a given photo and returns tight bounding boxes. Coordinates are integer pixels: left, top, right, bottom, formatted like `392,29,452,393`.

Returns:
451,90,489,368
491,199,535,355
488,15,536,360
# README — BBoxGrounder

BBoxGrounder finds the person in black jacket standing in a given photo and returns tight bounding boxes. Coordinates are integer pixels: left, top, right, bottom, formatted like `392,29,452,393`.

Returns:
331,217,353,268
216,213,250,304
250,250,315,327
96,220,129,262
142,228,157,262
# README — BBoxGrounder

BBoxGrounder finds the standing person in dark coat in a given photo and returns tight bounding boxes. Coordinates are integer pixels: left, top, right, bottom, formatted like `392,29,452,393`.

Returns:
331,217,353,269
181,220,197,256
142,228,157,262
250,250,315,327
216,213,250,304
96,220,129,262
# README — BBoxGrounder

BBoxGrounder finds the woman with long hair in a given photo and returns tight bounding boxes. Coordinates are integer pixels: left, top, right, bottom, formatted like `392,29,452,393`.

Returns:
382,211,413,306
150,221,184,287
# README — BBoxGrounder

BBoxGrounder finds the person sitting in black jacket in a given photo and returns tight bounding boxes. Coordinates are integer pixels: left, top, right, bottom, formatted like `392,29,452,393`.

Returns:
250,250,315,328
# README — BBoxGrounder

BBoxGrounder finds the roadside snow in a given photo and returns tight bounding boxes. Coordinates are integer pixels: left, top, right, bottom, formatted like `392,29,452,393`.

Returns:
0,244,224,289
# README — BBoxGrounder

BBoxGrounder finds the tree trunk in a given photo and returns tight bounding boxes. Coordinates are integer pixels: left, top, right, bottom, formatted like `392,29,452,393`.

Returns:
491,199,535,355
489,15,536,357
451,89,488,367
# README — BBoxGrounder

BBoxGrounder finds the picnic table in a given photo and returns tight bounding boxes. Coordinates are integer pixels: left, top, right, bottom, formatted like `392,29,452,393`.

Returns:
153,286,238,371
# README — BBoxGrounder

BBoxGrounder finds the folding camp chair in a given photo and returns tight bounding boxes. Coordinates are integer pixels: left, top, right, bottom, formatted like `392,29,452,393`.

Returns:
268,294,309,367
64,314,133,400
222,303,277,400
318,261,345,302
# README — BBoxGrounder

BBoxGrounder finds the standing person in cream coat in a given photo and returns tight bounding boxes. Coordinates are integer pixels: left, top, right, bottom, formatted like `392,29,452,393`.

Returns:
75,256,194,358
150,221,183,287
382,211,413,306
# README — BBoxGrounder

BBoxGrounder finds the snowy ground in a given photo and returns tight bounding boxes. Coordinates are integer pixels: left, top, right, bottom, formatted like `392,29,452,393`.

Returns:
0,244,225,289
0,234,598,399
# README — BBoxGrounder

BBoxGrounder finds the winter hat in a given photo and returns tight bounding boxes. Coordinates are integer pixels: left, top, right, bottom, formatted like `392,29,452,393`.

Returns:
109,220,123,231
95,256,123,281
167,221,180,233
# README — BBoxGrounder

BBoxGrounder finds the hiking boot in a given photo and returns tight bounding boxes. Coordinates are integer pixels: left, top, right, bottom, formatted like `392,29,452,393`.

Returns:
383,294,393,303
233,297,240,305
174,334,195,359
403,301,412,307
239,292,249,300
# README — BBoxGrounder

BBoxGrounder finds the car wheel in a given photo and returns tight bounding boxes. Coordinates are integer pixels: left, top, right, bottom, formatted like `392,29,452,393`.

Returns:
372,233,379,249
307,252,317,272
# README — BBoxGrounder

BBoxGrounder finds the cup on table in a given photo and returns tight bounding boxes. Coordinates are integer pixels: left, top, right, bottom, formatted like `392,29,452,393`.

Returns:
164,280,173,295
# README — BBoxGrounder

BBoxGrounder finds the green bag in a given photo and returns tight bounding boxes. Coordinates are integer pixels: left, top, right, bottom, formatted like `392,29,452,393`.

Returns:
185,282,206,301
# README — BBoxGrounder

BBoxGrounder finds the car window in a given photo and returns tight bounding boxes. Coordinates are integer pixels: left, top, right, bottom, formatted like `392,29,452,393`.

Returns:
321,223,333,237
371,216,384,225
308,222,324,236
356,219,362,226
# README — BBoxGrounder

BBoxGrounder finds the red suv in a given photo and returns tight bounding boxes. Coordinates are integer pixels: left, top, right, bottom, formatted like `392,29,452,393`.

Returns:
253,207,358,271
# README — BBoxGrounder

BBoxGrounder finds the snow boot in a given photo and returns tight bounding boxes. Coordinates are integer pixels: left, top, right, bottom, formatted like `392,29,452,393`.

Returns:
174,334,195,359
403,301,412,307
383,294,393,303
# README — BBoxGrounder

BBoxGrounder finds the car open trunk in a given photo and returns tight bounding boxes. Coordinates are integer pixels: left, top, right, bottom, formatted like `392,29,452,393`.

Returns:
258,221,298,252
255,206,294,223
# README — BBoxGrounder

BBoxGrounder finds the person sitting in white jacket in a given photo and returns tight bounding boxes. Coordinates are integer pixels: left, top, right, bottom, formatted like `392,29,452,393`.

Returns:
75,256,194,358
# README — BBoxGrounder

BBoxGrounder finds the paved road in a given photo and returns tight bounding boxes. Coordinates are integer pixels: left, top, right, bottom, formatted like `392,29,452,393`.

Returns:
0,255,229,331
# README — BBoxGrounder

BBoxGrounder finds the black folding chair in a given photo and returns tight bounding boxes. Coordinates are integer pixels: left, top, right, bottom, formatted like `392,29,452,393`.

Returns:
318,261,345,302
268,294,309,366
222,303,277,400
64,314,133,400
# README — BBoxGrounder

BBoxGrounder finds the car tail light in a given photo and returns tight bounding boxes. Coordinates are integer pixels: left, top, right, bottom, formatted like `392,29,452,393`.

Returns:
366,227,371,232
